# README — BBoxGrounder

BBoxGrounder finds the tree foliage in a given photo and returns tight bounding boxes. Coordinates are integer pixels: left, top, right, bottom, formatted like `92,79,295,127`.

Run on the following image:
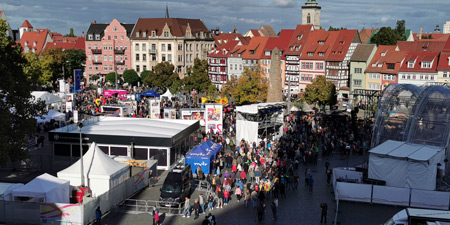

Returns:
64,28,76,37
328,26,347,31
0,19,46,165
140,70,151,82
143,62,180,92
23,52,45,88
105,72,116,84
40,48,66,83
371,27,401,46
64,49,85,78
123,69,140,86
184,58,214,93
395,20,407,41
303,76,337,108
222,68,268,105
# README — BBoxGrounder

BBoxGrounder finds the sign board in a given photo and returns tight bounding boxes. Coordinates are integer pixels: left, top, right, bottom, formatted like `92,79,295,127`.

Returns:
181,109,205,126
73,110,78,123
74,69,82,92
164,108,177,119
205,104,223,134
149,99,161,119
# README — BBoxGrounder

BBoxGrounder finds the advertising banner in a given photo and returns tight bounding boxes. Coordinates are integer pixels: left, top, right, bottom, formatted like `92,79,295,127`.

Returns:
205,104,223,134
181,109,205,126
164,108,177,119
149,99,161,119
74,69,82,92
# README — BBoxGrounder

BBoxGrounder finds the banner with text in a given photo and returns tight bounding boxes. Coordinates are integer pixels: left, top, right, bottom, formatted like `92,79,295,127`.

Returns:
205,104,223,134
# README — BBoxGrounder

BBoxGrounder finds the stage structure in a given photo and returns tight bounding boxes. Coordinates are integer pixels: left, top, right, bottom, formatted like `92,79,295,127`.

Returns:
235,102,285,144
350,89,381,118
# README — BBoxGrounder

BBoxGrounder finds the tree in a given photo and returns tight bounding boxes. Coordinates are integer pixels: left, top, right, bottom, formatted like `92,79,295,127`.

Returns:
90,75,100,81
123,69,140,86
105,72,116,84
143,62,180,91
140,70,151,82
184,58,214,93
328,26,347,31
395,20,407,41
40,48,66,83
371,27,401,46
0,19,46,165
222,68,268,105
64,49,85,78
23,52,45,88
303,76,337,110
64,28,76,37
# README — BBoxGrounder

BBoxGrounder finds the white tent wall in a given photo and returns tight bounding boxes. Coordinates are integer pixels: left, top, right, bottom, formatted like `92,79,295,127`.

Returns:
11,174,69,203
368,155,409,188
236,120,258,144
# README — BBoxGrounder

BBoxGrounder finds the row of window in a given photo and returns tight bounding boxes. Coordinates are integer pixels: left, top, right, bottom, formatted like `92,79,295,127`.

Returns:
88,55,128,62
383,74,396,81
368,83,380,90
88,64,128,71
229,64,243,71
210,75,227,82
301,74,315,81
301,62,324,70
400,74,437,81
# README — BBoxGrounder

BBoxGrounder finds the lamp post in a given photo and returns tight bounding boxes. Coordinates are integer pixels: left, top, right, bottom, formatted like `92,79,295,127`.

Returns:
77,121,85,187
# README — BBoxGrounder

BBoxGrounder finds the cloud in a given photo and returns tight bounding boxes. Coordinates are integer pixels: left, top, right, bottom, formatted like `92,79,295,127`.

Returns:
273,0,296,8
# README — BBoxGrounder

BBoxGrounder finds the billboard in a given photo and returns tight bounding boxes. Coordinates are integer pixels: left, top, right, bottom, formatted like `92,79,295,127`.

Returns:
149,99,161,118
164,108,177,119
181,109,205,126
205,104,223,134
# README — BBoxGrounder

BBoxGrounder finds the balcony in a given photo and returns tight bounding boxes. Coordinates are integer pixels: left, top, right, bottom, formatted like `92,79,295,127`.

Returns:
92,60,102,65
115,61,125,65
114,49,125,54
149,49,157,54
92,49,102,54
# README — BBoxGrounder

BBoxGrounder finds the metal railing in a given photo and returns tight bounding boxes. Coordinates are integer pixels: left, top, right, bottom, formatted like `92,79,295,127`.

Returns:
120,199,183,216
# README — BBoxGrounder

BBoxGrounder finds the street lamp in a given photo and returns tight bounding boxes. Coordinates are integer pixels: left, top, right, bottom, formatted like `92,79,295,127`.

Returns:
77,121,85,187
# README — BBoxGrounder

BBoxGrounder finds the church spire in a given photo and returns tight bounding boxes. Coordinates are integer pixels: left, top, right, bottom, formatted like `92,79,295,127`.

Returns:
165,3,170,18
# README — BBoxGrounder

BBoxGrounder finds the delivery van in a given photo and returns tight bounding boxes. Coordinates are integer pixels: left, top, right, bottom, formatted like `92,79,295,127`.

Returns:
159,163,193,207
385,208,450,225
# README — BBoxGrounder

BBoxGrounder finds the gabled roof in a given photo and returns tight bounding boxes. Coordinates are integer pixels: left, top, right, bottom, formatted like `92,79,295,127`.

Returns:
301,30,338,60
399,52,439,73
413,33,449,41
284,24,313,56
241,36,269,59
437,53,450,71
396,40,447,53
19,30,51,55
208,40,239,58
261,29,295,59
46,37,85,51
21,20,33,28
214,33,245,47
258,25,277,37
327,29,358,61
248,30,260,37
350,44,376,62
132,18,211,38
365,45,397,73
380,51,407,74
85,23,108,41
360,28,374,44
230,44,247,57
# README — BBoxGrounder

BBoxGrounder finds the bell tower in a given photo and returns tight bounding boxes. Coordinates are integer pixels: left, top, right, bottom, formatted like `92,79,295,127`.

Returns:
302,0,321,30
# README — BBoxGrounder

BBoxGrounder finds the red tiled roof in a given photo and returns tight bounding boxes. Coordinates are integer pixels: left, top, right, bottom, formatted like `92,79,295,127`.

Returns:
214,33,245,47
208,40,239,58
396,40,447,53
360,28,374,44
365,45,397,73
442,37,450,53
380,51,407,74
327,29,358,61
399,52,439,73
19,30,50,55
46,37,85,51
21,20,33,28
284,24,313,56
132,18,211,38
249,30,260,37
261,29,295,59
241,37,269,59
301,30,338,60
413,33,449,41
437,53,450,71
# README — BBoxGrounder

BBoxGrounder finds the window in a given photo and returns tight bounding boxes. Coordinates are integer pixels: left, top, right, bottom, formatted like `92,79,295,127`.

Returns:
125,55,128,61
164,31,169,37
444,71,449,78
143,32,146,37
109,65,113,71
353,79,362,87
114,36,117,40
421,61,431,69
307,52,313,56
104,55,108,61
136,65,140,72
265,51,270,56
152,54,156,61
161,44,166,51
109,55,113,61
354,68,362,73
143,65,147,71
95,34,100,40
152,31,156,37
387,63,395,70
136,32,140,38
135,54,140,61
88,44,91,50
108,36,111,40
178,44,183,51
316,63,323,70
319,52,324,56
135,43,139,51
88,55,92,60
168,54,172,62
89,65,92,70
408,61,414,68
103,65,107,71
88,34,93,40
162,54,166,62
297,35,303,40
121,36,124,40
178,55,182,62
143,54,146,61
318,41,325,45
142,44,146,51
168,44,171,51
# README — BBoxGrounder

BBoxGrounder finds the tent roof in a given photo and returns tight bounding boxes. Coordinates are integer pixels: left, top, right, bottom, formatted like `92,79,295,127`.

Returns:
161,89,173,98
236,102,285,114
369,140,444,161
57,143,129,179
140,90,160,97
0,183,23,196
31,91,62,105
12,173,68,196
36,110,65,123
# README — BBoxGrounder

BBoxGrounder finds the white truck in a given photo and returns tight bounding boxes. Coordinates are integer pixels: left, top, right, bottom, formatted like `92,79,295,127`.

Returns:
385,208,450,225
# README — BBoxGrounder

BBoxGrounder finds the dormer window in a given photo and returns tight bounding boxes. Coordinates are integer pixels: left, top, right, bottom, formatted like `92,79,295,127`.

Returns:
296,46,300,51
95,34,100,40
250,50,255,55
372,63,377,67
136,32,140,38
378,64,382,68
265,51,270,56
290,46,294,51
339,41,344,44
381,51,386,57
387,63,395,70
307,52,313,56
33,41,37,47
421,61,431,69
88,34,93,40
318,41,324,45
143,31,147,37
319,52,324,56
297,35,303,40
164,31,169,37
408,61,414,68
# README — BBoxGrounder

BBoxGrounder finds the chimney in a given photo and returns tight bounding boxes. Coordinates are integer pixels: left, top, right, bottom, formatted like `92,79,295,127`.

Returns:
93,20,96,24
419,27,423,40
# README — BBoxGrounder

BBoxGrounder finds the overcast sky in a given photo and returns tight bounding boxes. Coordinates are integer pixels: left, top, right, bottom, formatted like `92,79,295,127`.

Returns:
2,0,449,36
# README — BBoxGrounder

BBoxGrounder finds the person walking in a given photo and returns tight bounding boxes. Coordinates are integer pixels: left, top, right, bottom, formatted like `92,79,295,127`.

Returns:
244,188,251,208
95,206,102,225
193,199,200,219
152,206,160,225
235,186,242,202
217,187,224,208
199,194,205,214
251,189,258,208
271,200,277,221
183,197,191,218
223,188,229,205
207,193,214,211
320,202,328,223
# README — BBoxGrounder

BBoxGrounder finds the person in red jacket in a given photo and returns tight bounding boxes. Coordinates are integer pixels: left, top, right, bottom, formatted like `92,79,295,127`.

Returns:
223,188,229,205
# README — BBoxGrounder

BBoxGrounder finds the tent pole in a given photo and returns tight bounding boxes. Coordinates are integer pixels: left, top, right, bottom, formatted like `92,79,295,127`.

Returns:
78,123,85,187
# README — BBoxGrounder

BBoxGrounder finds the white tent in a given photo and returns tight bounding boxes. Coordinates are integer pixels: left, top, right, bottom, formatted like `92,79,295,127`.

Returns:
368,140,445,190
161,89,173,99
31,91,63,105
35,110,66,123
57,143,130,197
11,173,69,203
0,183,23,201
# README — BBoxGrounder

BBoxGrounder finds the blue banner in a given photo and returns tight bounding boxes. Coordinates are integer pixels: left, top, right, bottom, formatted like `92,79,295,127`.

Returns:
74,69,82,92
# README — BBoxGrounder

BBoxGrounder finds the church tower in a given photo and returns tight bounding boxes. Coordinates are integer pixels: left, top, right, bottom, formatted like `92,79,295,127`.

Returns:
302,0,321,30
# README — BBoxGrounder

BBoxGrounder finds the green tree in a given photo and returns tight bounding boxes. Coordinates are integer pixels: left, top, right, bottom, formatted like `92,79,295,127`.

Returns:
328,26,347,31
222,68,268,105
40,48,66,83
371,27,401,46
90,75,100,81
64,49,85,78
23,52,45,88
0,19,46,165
64,28,76,37
395,20,407,41
143,62,180,91
140,70,151,82
184,58,214,93
105,72,116,84
123,69,140,86
303,76,337,110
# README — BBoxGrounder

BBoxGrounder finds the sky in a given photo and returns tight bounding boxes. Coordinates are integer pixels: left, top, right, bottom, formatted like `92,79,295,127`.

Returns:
2,0,450,36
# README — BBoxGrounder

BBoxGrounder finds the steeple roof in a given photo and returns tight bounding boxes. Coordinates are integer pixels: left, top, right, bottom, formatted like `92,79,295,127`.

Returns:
165,4,170,18
21,20,33,28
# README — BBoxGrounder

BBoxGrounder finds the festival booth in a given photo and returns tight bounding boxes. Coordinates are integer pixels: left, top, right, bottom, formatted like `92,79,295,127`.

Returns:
57,143,130,197
368,140,445,191
236,102,285,144
0,183,24,201
161,89,173,100
31,91,63,111
185,141,222,175
11,173,70,203
35,110,66,123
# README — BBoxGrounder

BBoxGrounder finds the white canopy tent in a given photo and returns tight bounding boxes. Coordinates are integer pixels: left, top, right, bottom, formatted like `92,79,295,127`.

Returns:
57,142,130,197
35,110,66,123
161,89,173,99
11,173,69,203
368,140,445,190
0,183,23,201
31,91,63,105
